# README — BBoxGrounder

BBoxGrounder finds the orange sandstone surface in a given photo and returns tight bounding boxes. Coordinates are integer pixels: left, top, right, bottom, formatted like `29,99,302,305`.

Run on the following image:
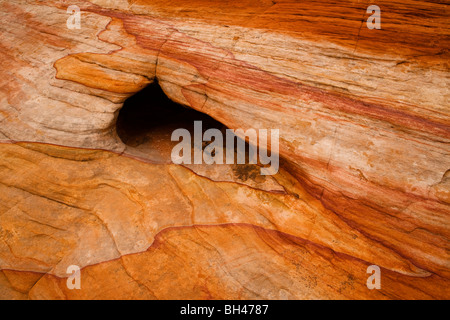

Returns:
0,0,449,299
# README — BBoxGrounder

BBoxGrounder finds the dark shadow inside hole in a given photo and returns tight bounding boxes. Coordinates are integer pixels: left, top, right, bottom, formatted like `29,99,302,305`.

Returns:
116,81,224,149
115,82,281,186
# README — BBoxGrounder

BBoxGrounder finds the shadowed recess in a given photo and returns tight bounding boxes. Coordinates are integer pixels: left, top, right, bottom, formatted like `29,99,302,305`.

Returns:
114,82,264,175
116,81,223,148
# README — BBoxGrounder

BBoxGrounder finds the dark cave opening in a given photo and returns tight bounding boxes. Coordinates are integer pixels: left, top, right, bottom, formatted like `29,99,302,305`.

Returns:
116,81,223,149
115,81,279,182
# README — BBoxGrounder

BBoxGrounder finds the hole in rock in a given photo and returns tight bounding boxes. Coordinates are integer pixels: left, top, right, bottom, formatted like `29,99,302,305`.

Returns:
116,81,224,161
115,81,284,192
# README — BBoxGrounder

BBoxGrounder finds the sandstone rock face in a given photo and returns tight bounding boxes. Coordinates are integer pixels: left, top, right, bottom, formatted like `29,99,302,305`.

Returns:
0,0,449,299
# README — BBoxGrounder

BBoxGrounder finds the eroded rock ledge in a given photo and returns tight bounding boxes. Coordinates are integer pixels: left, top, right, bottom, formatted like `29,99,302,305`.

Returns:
0,0,449,299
